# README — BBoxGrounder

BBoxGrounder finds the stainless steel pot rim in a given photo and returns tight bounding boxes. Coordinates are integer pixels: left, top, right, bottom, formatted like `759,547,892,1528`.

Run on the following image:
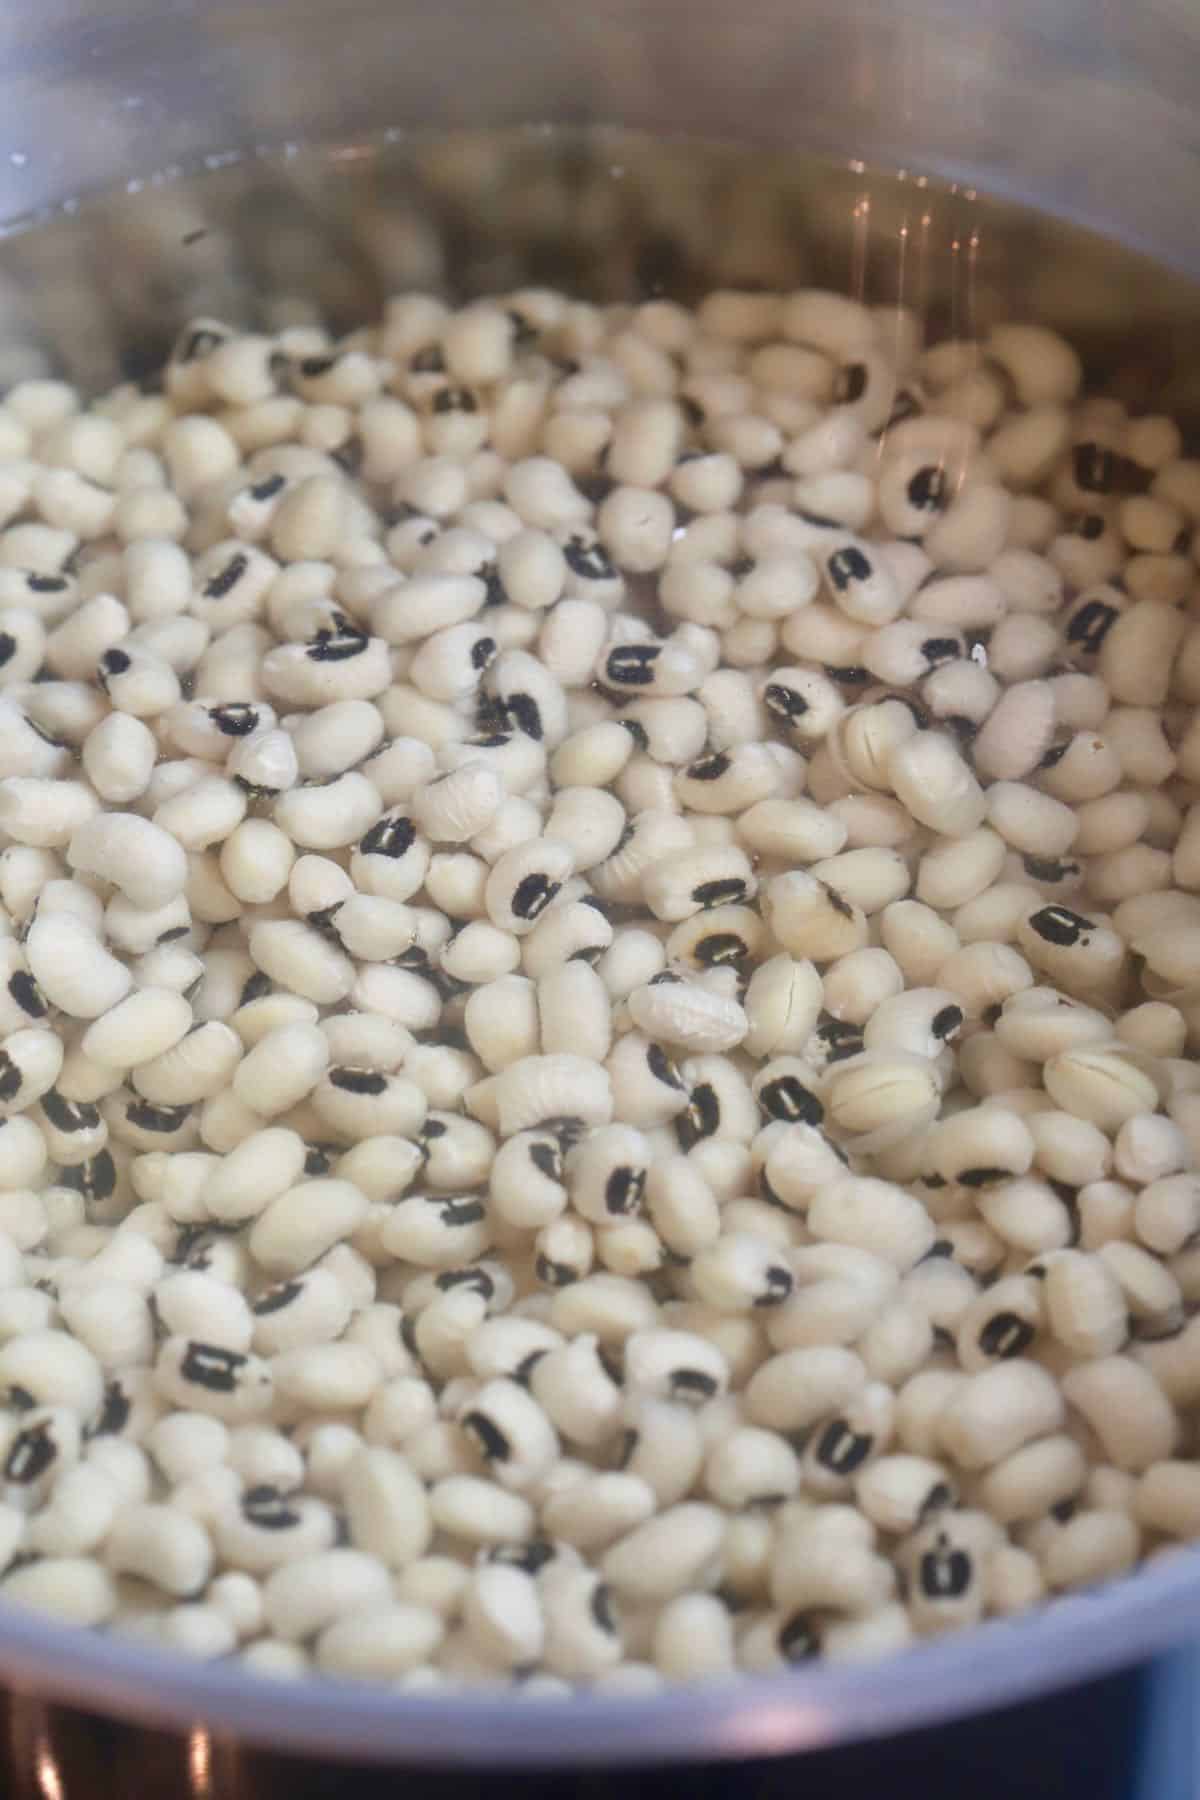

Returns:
0,1542,1195,1765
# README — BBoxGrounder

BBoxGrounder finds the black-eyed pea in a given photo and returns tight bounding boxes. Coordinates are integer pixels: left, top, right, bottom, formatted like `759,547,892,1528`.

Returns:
1,1555,118,1627
976,1433,1088,1528
614,1394,703,1509
770,1521,893,1618
955,1274,1043,1373
1040,1250,1129,1359
601,1501,724,1607
105,1500,212,1596
1095,1241,1183,1339
852,1453,955,1535
901,1511,993,1636
1043,1047,1162,1134
802,1380,895,1498
564,1123,649,1226
858,1300,936,1387
939,1360,1064,1469
622,1327,730,1405
807,1175,937,1270
541,1471,657,1554
767,1245,898,1350
686,1232,791,1314
764,870,868,963
823,1054,942,1154
1017,906,1129,1001
1061,1356,1178,1471
1040,1509,1141,1592
527,1336,622,1451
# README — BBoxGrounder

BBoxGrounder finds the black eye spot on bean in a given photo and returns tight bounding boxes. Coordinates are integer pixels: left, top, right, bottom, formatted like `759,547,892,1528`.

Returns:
61,1149,117,1203
504,693,543,741
671,1369,718,1399
686,752,731,782
919,637,960,671
4,1420,57,1485
360,815,416,858
307,626,368,663
464,559,501,609
510,1348,547,1389
763,682,808,722
931,1004,964,1041
908,466,947,511
0,1056,22,1104
8,971,46,1019
691,877,746,908
438,1199,486,1228
758,1075,824,1126
528,1141,562,1183
126,1099,190,1133
827,546,873,593
919,1481,956,1523
778,1612,821,1662
432,385,478,414
757,1264,794,1306
239,971,273,1007
605,644,659,686
979,1311,1035,1358
208,702,259,737
0,634,15,669
676,1082,720,1151
604,1166,645,1216
203,552,249,600
7,1386,35,1412
328,1067,387,1097
488,1539,555,1574
590,1582,618,1634
647,1043,684,1091
253,1280,304,1316
40,1090,99,1133
814,1419,873,1474
957,1166,1013,1189
816,1017,866,1062
1023,855,1080,885
836,362,868,404
98,648,131,686
693,932,747,967
825,664,872,687
243,1485,301,1530
90,1379,130,1438
1030,905,1091,948
1037,739,1071,771
1065,597,1120,654
181,1342,247,1394
248,472,286,504
462,1410,510,1461
920,1540,972,1600
511,872,560,921
535,1255,577,1287
435,1267,495,1299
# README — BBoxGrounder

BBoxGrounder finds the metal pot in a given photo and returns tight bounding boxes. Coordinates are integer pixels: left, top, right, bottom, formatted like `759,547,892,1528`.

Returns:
0,0,1196,1771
